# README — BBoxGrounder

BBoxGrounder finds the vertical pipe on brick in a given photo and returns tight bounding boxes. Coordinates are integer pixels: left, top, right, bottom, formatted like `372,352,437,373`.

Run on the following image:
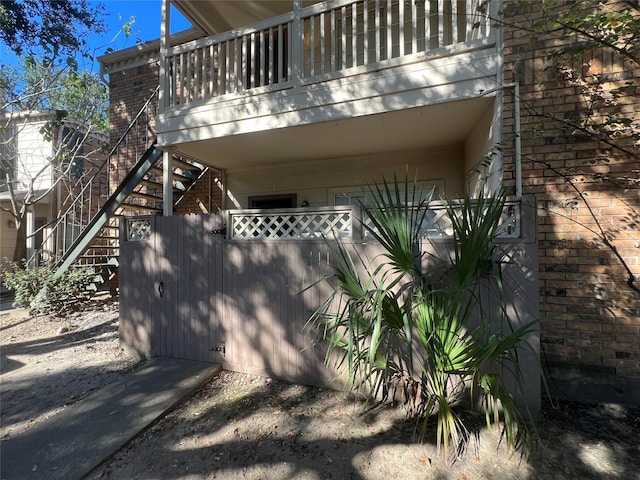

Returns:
514,81,522,197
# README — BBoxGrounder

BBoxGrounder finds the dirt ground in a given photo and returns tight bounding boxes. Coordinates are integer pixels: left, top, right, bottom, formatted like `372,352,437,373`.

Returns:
1,300,639,480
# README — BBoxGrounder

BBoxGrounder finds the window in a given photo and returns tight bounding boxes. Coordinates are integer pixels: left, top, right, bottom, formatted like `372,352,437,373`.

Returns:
248,193,297,209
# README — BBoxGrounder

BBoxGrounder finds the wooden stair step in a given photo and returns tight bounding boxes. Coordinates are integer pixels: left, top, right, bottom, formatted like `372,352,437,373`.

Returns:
171,156,204,172
138,178,163,190
148,166,195,182
129,191,163,203
119,203,162,213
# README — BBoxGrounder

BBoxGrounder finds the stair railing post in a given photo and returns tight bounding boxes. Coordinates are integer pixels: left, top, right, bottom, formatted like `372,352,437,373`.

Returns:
163,148,173,216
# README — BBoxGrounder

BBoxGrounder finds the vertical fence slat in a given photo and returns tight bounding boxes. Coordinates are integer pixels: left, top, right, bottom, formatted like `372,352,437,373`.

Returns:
227,40,233,93
331,8,336,70
320,12,326,74
374,0,380,62
351,3,357,67
179,52,185,104
278,24,284,83
340,6,346,69
363,0,369,64
209,44,214,97
437,0,444,48
171,55,177,105
451,0,459,44
399,0,405,57
240,36,246,90
425,0,430,50
268,27,274,85
287,21,293,81
216,42,222,95
310,16,315,76
386,0,392,60
260,31,266,87
411,0,417,54
482,0,490,37
251,32,257,88
186,50,193,101
194,47,200,100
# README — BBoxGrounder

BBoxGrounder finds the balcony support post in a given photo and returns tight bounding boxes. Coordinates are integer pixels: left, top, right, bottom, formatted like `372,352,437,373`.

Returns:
159,0,170,110
292,0,302,86
163,149,174,216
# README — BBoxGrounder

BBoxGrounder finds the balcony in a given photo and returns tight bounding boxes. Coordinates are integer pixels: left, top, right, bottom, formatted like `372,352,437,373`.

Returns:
157,0,499,164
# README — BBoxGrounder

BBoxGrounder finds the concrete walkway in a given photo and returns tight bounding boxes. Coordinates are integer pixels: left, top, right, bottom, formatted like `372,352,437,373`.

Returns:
0,358,221,480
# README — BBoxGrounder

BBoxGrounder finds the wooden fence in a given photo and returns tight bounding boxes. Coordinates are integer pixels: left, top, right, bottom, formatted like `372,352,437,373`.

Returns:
119,198,539,410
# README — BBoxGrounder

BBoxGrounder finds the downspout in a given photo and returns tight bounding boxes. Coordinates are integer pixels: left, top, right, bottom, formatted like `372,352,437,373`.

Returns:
480,82,522,197
513,82,522,197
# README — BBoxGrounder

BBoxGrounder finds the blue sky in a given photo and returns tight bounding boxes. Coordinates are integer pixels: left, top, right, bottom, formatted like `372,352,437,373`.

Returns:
83,1,192,71
0,1,193,73
91,1,192,52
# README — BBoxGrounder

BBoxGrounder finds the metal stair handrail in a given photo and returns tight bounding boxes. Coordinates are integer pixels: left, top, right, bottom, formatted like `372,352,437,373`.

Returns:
35,86,160,265
53,145,164,278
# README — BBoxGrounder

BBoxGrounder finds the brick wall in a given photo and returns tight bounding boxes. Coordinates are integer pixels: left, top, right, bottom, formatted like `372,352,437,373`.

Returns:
174,168,224,215
502,1,640,391
107,62,159,193
107,58,224,214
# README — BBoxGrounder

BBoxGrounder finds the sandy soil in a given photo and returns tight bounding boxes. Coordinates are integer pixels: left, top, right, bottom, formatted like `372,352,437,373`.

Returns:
1,301,639,480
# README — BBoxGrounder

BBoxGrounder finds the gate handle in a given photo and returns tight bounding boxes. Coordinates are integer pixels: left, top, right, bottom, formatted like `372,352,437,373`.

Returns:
158,281,164,298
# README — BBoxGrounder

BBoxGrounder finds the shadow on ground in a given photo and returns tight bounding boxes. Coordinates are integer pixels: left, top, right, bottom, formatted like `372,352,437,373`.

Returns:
87,371,640,480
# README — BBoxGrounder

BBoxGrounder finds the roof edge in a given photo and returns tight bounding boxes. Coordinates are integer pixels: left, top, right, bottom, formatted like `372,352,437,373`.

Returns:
97,28,203,70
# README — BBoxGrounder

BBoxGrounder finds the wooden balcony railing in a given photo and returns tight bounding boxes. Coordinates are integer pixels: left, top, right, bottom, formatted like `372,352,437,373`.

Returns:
162,0,494,109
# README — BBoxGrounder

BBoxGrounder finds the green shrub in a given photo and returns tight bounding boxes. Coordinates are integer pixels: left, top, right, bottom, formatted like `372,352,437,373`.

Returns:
3,262,95,315
309,175,539,458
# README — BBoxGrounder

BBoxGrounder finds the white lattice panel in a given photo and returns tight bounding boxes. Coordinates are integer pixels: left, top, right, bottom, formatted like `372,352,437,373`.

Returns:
363,202,521,239
126,218,151,241
231,210,352,239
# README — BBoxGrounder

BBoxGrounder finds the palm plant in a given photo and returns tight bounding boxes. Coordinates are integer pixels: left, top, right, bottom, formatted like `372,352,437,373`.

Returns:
309,175,538,457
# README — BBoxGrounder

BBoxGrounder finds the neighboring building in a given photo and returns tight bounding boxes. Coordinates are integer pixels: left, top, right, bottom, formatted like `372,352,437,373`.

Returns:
0,111,108,268
98,0,639,403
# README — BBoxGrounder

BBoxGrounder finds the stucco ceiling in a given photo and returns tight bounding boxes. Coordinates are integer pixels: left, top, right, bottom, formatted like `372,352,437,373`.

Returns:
173,96,495,170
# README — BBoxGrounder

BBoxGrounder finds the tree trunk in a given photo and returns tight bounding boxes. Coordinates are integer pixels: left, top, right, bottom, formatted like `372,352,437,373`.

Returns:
12,219,27,265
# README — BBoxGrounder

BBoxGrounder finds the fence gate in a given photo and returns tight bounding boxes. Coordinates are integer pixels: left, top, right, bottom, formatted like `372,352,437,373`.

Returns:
120,214,226,362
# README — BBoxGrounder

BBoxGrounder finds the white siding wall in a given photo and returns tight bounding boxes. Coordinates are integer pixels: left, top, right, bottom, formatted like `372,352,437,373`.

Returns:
464,100,498,196
15,121,54,193
0,206,17,264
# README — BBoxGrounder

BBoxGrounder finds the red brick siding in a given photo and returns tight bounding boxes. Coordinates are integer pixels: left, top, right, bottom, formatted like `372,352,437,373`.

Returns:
502,1,640,379
174,168,224,215
107,62,159,193
108,60,223,214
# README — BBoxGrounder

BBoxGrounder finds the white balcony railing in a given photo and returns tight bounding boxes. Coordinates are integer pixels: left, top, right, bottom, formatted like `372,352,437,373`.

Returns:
162,0,494,108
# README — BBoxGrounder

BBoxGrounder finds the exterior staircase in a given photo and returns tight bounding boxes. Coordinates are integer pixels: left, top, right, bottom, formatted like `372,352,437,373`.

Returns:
43,87,206,294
